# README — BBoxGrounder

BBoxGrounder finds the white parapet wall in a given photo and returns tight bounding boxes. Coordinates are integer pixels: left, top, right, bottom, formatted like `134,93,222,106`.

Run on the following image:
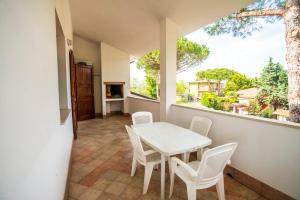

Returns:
128,95,160,121
127,96,300,199
170,104,300,199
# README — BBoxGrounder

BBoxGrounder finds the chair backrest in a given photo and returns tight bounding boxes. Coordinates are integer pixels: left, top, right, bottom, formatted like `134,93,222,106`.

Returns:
125,125,146,163
132,111,153,125
196,143,238,183
190,116,212,136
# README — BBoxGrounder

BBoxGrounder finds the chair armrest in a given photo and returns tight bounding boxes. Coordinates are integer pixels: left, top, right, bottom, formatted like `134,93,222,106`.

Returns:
171,157,197,177
203,147,210,152
144,149,157,156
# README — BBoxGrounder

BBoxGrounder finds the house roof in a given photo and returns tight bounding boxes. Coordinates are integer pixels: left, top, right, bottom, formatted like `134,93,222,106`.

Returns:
237,88,259,99
273,109,289,117
70,0,252,59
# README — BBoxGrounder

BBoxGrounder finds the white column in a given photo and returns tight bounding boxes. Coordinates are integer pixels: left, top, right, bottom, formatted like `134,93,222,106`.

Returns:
160,18,178,121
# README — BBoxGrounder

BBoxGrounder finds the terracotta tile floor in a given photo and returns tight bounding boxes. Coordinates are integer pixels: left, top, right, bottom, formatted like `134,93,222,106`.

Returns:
69,116,265,200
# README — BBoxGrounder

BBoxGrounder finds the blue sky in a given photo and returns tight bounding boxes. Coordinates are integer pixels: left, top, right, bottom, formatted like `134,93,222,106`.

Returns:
131,19,287,82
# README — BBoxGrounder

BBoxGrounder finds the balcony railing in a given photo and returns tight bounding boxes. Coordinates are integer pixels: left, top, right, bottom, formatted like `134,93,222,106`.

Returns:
127,95,300,199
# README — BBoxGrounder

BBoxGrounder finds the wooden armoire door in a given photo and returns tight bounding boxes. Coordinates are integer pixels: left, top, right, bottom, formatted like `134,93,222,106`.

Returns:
76,64,95,121
69,50,78,139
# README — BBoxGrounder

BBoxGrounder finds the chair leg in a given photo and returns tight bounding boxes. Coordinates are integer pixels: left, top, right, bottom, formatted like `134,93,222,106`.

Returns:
131,155,137,176
169,166,175,198
143,163,154,194
186,184,196,200
196,149,203,160
182,152,190,163
216,175,225,200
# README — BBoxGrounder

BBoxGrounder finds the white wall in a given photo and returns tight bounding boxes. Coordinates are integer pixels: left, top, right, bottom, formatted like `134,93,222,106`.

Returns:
170,104,300,199
0,0,74,199
101,42,130,116
128,96,160,121
73,35,102,114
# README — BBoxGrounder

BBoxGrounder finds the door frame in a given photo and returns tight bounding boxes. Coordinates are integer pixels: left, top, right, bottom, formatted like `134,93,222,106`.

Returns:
76,63,95,121
69,50,78,139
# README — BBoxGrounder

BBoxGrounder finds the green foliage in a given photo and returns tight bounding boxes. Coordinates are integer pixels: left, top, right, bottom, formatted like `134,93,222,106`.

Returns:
204,0,285,38
176,38,210,72
223,91,239,104
131,78,148,96
257,57,288,109
222,92,239,111
176,99,189,104
137,49,160,72
196,68,238,81
187,93,194,101
137,38,209,72
176,81,187,96
201,92,224,110
137,38,209,99
225,74,254,94
261,107,274,118
196,68,254,95
248,100,261,114
145,75,158,99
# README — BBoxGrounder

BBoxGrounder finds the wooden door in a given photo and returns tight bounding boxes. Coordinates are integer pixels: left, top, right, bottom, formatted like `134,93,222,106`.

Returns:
76,64,95,121
69,50,78,139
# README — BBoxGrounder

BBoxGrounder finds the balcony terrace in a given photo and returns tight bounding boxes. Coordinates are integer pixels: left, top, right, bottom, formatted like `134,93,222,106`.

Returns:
1,0,299,200
69,116,263,200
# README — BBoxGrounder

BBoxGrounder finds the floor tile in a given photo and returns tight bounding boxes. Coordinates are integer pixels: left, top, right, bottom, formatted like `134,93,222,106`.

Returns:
116,172,134,184
121,185,142,199
105,181,127,195
92,178,113,191
78,188,102,200
69,183,88,199
101,170,121,181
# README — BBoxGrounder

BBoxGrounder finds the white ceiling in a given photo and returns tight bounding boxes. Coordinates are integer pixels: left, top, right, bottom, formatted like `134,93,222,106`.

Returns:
70,0,252,58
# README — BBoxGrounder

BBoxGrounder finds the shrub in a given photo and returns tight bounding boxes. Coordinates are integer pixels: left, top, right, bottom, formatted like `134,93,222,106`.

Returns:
261,107,274,119
201,92,223,110
248,100,261,115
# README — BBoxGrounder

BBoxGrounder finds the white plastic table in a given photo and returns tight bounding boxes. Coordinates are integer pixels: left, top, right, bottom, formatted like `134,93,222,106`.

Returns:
133,122,212,200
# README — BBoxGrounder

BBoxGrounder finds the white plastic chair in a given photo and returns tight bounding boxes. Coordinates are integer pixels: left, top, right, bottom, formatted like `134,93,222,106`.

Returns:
170,143,238,200
125,125,161,194
132,111,153,125
183,116,213,162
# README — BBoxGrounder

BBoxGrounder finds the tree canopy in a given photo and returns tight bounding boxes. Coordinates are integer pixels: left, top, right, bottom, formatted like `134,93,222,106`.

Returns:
137,38,209,73
196,68,238,82
204,0,285,38
257,57,288,109
136,37,210,99
176,81,187,96
225,74,255,93
195,68,254,94
202,0,300,122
